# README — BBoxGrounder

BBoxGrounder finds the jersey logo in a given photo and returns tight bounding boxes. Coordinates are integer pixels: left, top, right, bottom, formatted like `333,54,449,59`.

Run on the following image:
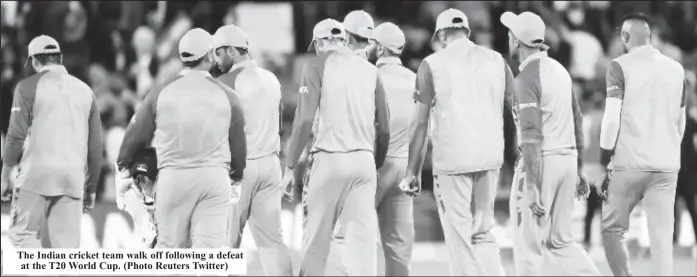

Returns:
518,102,538,110
130,115,136,124
299,86,309,95
606,85,621,92
10,107,20,112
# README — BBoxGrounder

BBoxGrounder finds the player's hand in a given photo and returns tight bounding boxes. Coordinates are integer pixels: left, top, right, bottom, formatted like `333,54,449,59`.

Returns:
229,183,241,205
1,166,16,201
575,172,591,200
526,186,546,218
83,192,96,213
280,166,295,203
399,174,421,197
596,170,612,201
114,164,133,210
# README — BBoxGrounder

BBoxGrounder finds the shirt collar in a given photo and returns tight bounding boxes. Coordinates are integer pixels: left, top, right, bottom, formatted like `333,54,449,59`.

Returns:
376,56,402,67
230,59,258,72
519,51,548,71
324,45,351,54
40,64,67,73
178,69,213,78
630,44,658,54
447,37,474,49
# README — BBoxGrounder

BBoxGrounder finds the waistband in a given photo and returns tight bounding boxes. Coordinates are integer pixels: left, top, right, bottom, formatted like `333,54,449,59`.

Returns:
247,152,278,161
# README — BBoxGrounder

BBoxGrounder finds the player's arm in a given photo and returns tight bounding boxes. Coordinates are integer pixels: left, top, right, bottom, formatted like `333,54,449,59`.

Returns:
679,75,689,140
2,81,34,175
571,88,585,169
406,61,434,178
503,62,518,162
599,61,624,169
208,77,248,181
85,94,104,194
516,76,543,192
116,86,160,174
285,59,322,170
374,75,390,169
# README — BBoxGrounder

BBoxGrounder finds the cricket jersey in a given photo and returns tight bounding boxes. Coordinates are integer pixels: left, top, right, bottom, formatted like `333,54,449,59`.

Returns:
117,69,247,180
607,45,686,172
217,60,281,160
3,65,103,198
304,46,385,154
513,51,577,155
377,56,416,158
414,38,509,175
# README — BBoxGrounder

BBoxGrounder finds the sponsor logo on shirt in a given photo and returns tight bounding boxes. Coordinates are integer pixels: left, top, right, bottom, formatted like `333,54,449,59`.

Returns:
130,115,136,124
518,102,538,110
607,85,621,92
10,107,20,113
299,86,309,95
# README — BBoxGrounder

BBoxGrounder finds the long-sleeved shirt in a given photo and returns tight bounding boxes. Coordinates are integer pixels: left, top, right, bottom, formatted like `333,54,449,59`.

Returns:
377,56,416,158
414,38,512,175
116,69,247,181
217,60,281,160
3,65,102,198
601,45,686,172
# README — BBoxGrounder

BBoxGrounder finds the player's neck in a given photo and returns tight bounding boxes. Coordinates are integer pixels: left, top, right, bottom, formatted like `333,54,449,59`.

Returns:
627,40,651,52
349,42,368,51
517,48,541,64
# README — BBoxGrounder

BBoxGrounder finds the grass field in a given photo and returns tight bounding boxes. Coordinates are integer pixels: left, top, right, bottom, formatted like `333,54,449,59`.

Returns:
244,244,697,276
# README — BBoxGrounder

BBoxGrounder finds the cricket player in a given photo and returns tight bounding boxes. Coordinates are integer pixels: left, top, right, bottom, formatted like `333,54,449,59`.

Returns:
116,28,247,248
401,8,512,276
280,18,390,276
343,10,377,63
371,22,418,276
501,12,599,276
212,24,292,276
1,35,103,248
597,13,687,276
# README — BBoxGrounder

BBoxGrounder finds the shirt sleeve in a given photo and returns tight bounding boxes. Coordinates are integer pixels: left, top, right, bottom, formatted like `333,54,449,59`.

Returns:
414,60,435,106
207,76,247,181
3,80,35,166
286,55,324,169
85,95,103,193
515,73,543,144
116,85,160,171
374,75,390,169
682,75,688,108
606,61,625,100
504,62,515,111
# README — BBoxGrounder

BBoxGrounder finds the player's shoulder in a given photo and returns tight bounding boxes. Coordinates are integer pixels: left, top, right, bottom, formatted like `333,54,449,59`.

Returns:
15,71,46,94
255,66,282,87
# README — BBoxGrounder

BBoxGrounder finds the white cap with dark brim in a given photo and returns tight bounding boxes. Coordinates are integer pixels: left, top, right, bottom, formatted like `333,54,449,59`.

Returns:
343,10,375,39
374,22,406,55
179,28,213,62
432,8,470,41
212,25,250,50
26,35,61,66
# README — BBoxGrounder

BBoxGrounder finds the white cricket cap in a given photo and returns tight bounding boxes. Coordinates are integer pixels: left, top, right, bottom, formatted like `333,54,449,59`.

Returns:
343,10,375,39
308,18,347,51
373,22,406,55
178,28,213,62
500,11,550,50
212,25,250,50
27,35,61,57
432,8,470,41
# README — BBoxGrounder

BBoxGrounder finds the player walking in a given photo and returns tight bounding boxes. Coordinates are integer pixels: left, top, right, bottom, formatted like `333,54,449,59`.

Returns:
1,35,102,248
597,13,687,276
116,28,247,248
212,24,292,275
501,12,599,276
343,10,377,63
401,8,511,276
371,22,418,276
280,18,390,276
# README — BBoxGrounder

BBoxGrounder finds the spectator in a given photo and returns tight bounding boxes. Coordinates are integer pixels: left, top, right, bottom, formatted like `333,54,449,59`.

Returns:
128,26,159,99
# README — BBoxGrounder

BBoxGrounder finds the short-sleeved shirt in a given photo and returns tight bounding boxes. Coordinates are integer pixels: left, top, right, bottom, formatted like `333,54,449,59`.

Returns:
377,56,416,158
3,65,102,198
117,69,247,177
414,38,509,175
607,45,686,172
513,51,577,156
301,46,380,153
218,60,281,160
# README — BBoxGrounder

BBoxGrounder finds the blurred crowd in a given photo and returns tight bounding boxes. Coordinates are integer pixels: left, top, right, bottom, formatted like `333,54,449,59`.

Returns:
1,1,696,243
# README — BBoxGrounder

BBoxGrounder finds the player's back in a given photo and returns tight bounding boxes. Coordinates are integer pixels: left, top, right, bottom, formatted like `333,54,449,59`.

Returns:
612,46,685,171
153,71,233,169
516,54,576,154
17,65,95,196
423,38,507,174
377,57,416,158
311,48,378,154
218,61,281,159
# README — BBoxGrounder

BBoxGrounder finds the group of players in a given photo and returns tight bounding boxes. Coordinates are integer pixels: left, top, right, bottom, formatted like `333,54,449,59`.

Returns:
0,5,690,277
